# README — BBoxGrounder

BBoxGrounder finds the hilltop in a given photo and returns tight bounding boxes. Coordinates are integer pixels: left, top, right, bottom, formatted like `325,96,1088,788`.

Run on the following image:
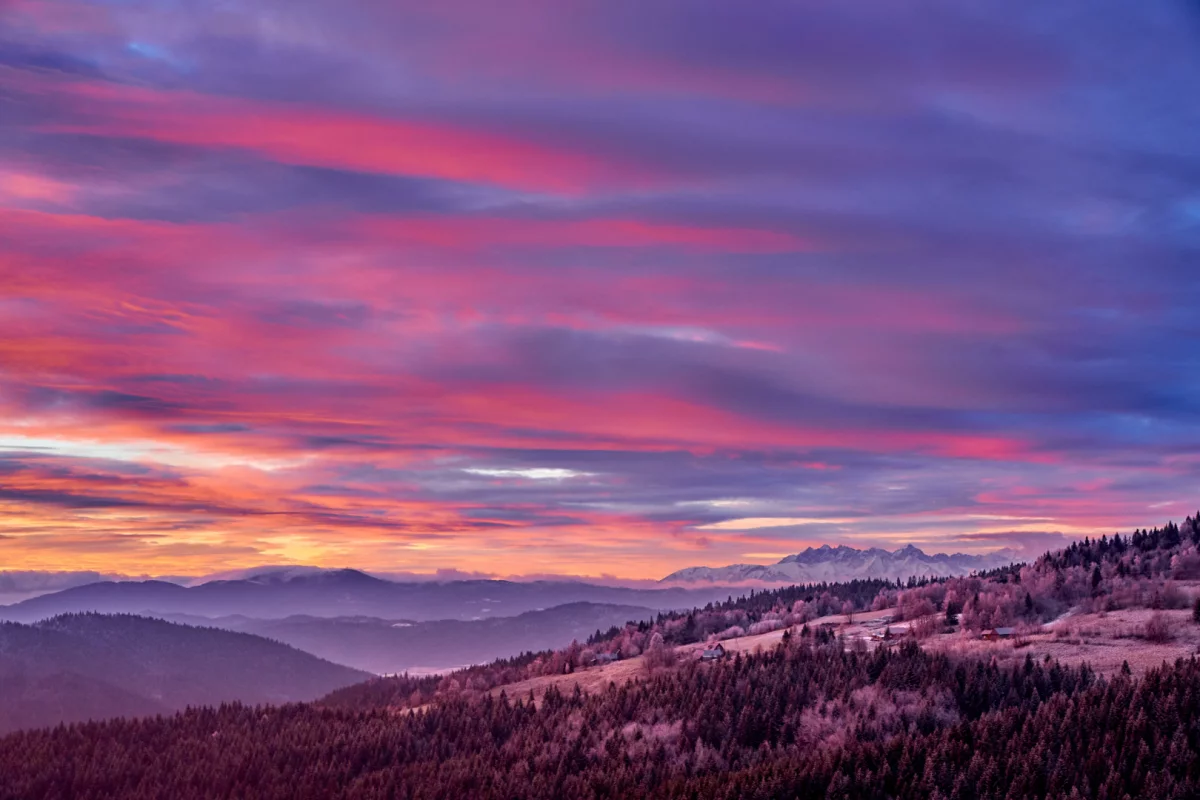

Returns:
0,613,368,733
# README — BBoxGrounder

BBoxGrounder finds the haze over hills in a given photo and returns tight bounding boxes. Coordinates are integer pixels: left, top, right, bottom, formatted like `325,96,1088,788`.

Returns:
0,548,1022,626
174,602,658,675
0,614,369,734
661,544,1019,585
0,571,155,605
0,569,734,624
0,550,1022,683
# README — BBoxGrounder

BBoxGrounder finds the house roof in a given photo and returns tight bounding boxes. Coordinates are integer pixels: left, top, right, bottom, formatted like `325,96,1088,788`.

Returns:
982,627,1016,636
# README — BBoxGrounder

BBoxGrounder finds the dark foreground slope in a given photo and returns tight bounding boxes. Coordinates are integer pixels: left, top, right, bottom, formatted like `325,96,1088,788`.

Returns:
0,614,369,734
4,635,1197,800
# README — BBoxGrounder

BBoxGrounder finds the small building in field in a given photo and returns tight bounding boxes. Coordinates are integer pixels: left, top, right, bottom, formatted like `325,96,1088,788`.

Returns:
594,653,620,666
699,643,726,661
981,627,1016,641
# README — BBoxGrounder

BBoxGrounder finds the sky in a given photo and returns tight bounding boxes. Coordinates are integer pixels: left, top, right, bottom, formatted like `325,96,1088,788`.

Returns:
1,0,1199,580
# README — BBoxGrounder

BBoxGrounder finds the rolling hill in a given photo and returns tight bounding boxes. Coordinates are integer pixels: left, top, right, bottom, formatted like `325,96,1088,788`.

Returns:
0,613,369,734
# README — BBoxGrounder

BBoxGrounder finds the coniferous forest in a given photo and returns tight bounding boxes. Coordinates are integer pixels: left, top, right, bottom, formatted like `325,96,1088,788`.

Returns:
2,621,1200,798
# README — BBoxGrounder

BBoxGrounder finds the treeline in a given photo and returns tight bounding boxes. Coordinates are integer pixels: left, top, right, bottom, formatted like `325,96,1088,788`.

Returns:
1040,515,1200,572
10,630,1200,799
592,577,902,649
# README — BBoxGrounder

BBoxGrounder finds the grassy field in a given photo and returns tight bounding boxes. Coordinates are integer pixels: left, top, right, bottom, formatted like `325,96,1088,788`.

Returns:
483,603,1200,707
922,606,1200,676
488,606,899,705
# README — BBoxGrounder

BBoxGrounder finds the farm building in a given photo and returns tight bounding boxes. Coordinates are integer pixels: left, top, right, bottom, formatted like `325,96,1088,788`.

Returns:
981,627,1016,641
699,644,726,661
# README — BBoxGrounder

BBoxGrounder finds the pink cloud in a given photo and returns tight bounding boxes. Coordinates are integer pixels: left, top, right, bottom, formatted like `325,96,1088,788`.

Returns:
28,77,661,194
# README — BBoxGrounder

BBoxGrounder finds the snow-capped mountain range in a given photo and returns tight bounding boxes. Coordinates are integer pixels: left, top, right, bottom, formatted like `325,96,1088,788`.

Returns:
660,544,1020,585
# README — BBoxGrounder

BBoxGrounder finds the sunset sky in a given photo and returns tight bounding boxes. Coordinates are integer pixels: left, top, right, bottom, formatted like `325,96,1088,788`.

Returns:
1,0,1199,579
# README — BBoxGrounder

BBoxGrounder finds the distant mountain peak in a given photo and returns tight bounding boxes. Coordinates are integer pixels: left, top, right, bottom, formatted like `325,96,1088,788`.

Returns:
663,543,1016,585
198,566,355,586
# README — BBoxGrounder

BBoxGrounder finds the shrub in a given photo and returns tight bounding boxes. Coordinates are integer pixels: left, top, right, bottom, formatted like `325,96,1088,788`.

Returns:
910,616,941,640
1143,613,1173,643
643,633,677,670
748,619,783,636
1172,550,1200,579
643,643,677,670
